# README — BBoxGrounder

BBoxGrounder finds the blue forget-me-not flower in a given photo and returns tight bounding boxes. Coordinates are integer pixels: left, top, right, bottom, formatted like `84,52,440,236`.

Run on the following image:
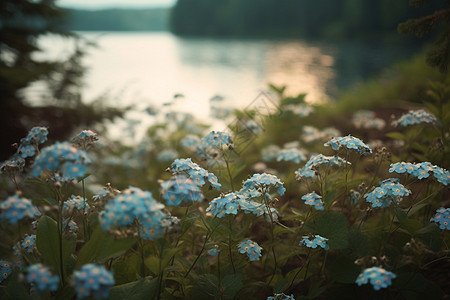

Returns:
391,109,437,127
160,175,203,206
301,192,324,210
99,186,168,240
299,235,330,250
267,292,295,300
170,158,221,190
325,135,372,155
74,263,115,299
355,266,396,291
0,261,12,283
364,178,411,208
32,141,90,179
430,207,450,230
26,264,59,292
238,240,263,261
389,162,450,186
0,194,40,224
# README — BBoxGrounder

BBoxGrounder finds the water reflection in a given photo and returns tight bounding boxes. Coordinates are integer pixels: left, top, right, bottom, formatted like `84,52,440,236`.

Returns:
32,32,418,141
174,37,336,103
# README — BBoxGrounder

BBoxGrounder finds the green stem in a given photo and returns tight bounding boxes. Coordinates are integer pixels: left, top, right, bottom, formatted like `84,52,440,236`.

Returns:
184,222,220,278
136,226,147,278
81,179,89,241
218,252,223,300
157,237,165,300
288,248,311,289
227,217,236,274
57,193,65,286
380,211,396,255
169,205,191,266
320,250,328,275
224,156,234,191
264,193,277,285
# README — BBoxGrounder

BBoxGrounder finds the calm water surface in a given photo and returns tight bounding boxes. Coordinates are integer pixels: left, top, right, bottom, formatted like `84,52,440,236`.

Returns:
35,32,418,140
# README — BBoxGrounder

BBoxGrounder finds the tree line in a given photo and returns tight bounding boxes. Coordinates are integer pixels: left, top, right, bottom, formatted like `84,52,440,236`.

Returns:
170,0,446,39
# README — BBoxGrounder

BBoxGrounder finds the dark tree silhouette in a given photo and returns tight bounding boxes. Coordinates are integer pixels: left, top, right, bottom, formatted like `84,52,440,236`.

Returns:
398,0,450,73
0,0,124,160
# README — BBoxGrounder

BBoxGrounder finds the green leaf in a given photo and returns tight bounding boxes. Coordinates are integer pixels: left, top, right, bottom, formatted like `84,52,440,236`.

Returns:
108,277,158,300
161,248,182,272
394,207,407,222
222,273,243,299
327,254,360,283
191,274,220,299
323,190,337,205
348,230,371,257
407,203,429,216
144,255,160,274
313,211,348,250
424,102,440,117
36,216,76,279
75,226,136,269
399,218,423,234
273,275,290,293
386,132,406,141
395,272,443,299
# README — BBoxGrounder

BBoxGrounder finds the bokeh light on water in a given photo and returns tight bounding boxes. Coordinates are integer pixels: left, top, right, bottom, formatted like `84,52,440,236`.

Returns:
31,32,416,142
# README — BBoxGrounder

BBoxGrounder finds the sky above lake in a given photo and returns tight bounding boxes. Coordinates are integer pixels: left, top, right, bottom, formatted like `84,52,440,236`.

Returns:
59,0,176,9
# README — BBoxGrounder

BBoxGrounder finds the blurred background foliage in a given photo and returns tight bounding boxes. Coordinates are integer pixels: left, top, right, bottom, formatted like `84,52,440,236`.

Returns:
1,0,449,160
0,0,125,161
170,0,447,40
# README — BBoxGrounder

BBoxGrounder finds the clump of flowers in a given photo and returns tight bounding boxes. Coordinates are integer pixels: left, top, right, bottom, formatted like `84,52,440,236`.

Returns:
74,264,115,299
26,264,59,292
180,134,200,150
241,173,286,198
267,293,295,300
276,148,307,164
243,119,263,135
324,135,372,155
170,158,221,190
63,218,78,231
301,192,324,210
0,154,25,176
355,266,396,291
207,192,270,218
32,141,91,179
72,129,99,149
352,110,385,130
0,261,12,283
261,144,281,162
157,149,178,162
196,131,233,159
238,240,263,261
160,175,203,206
389,162,450,186
364,178,411,208
99,186,168,239
430,207,449,230
392,109,438,127
17,126,48,159
0,194,40,224
295,154,350,179
20,234,36,253
302,125,341,143
299,235,330,250
284,104,314,117
207,192,243,218
207,244,220,256
63,195,89,213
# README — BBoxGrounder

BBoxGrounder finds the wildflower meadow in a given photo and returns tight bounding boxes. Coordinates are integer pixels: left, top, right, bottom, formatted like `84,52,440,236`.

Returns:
0,84,449,300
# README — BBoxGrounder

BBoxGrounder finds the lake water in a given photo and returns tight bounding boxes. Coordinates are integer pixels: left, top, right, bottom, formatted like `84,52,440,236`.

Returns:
34,31,418,141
